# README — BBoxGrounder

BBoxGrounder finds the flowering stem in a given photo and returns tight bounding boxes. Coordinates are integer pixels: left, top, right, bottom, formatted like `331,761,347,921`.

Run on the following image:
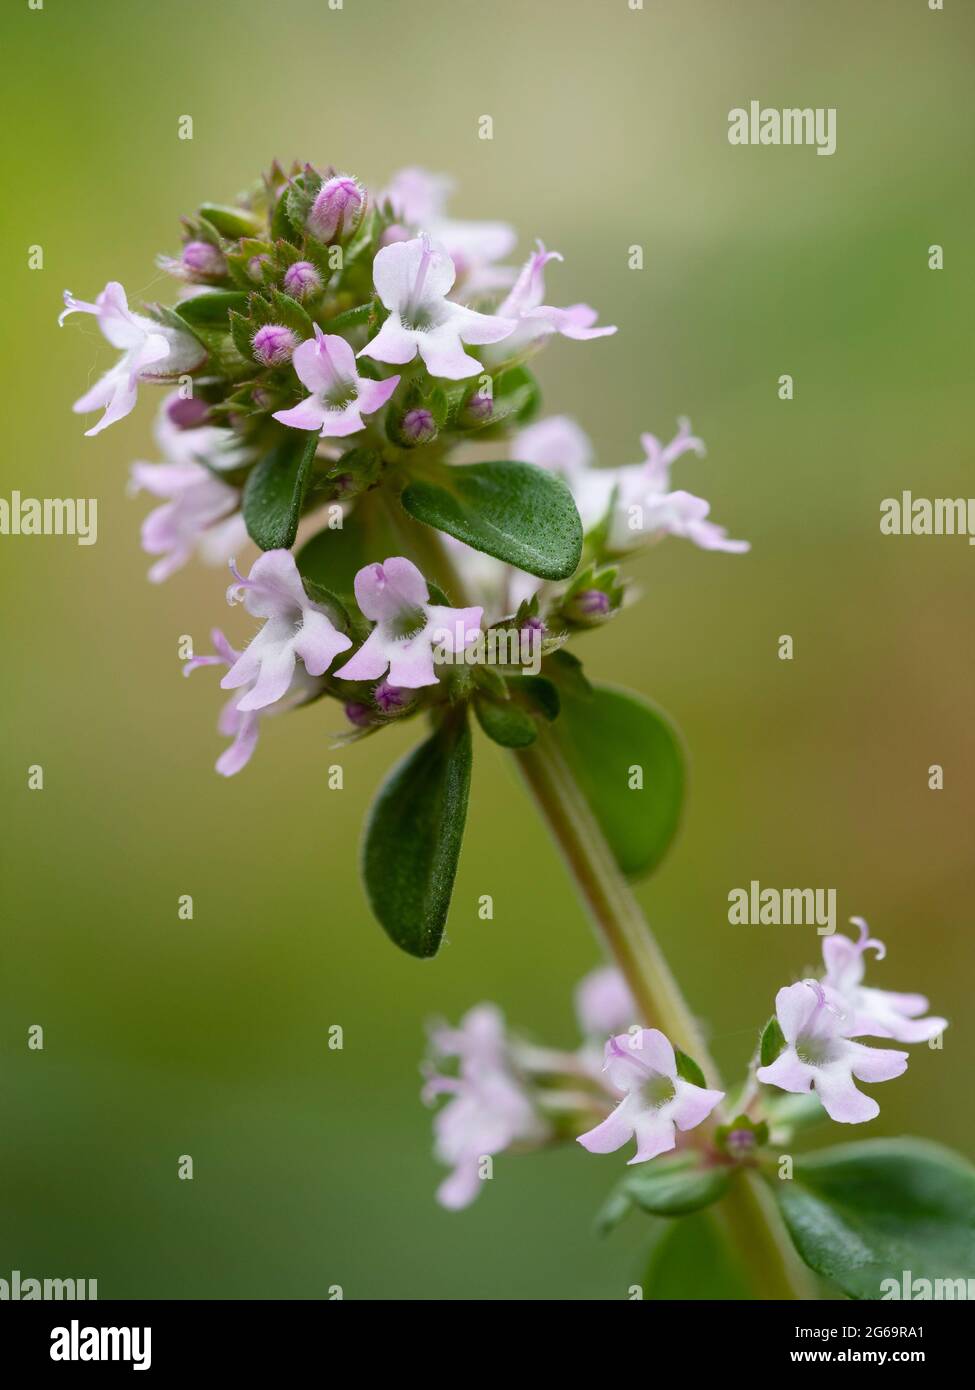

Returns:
513,727,813,1301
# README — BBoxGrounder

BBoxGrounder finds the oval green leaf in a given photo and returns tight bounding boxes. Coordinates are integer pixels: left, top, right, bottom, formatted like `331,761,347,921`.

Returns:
624,1155,733,1218
400,460,582,581
242,432,318,552
361,711,472,958
474,693,538,748
773,1139,975,1300
550,681,685,879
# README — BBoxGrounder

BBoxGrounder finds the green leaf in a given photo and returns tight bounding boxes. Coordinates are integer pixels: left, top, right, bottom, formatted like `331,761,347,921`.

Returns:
773,1139,975,1300
474,693,537,748
759,1015,786,1068
295,494,399,605
361,712,473,958
400,460,583,581
173,290,250,328
507,674,560,722
198,202,261,239
643,1211,754,1300
242,432,318,551
549,682,685,879
674,1049,707,1089
624,1155,733,1218
595,1187,634,1237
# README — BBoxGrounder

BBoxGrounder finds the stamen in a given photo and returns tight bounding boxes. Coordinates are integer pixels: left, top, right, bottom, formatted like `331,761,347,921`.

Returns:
850,915,886,960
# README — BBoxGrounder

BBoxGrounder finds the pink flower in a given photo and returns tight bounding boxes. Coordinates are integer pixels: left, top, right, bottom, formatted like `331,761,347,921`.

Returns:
273,325,400,437
486,241,616,362
184,628,320,776
334,556,482,688
360,235,516,380
756,980,908,1124
577,1029,724,1164
306,174,365,243
381,167,516,295
129,409,245,582
823,918,947,1044
575,966,638,1037
59,281,205,436
570,420,749,555
424,1005,546,1210
221,549,352,711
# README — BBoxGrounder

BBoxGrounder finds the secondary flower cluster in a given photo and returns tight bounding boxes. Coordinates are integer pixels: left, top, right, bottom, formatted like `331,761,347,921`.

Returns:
58,161,749,775
423,920,945,1209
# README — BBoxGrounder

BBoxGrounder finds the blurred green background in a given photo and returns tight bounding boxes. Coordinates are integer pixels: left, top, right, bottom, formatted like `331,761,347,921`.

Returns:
1,0,972,1299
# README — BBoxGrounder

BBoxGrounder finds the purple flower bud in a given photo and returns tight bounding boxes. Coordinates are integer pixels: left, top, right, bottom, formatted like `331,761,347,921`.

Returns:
165,395,210,430
401,408,436,445
247,254,269,283
344,701,373,728
252,324,298,367
520,615,545,635
251,386,274,410
374,681,411,714
576,589,611,617
307,175,365,243
283,260,323,301
182,240,226,277
466,391,494,422
725,1128,757,1159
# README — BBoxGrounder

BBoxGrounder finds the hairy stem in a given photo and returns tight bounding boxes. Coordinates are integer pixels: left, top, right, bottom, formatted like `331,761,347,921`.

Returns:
514,726,813,1301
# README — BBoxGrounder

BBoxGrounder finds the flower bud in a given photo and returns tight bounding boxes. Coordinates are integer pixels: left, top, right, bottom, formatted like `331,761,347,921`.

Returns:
307,175,365,243
182,239,226,278
465,391,493,423
401,407,437,446
247,254,269,283
283,260,324,301
374,681,411,714
344,701,373,729
251,324,298,367
166,395,210,430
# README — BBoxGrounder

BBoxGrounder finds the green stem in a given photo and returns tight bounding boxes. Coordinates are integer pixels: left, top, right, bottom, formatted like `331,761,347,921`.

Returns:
387,495,812,1299
514,726,813,1301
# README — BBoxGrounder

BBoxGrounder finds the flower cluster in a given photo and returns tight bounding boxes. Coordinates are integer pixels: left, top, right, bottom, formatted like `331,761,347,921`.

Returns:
59,160,748,775
424,920,945,1210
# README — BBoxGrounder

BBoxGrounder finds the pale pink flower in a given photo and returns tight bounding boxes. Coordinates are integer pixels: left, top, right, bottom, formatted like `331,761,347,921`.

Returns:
487,241,616,361
59,281,205,436
221,550,352,711
360,235,516,380
577,1029,724,1164
756,980,908,1124
184,628,320,776
334,556,482,689
424,1005,546,1210
823,918,947,1044
273,325,399,437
